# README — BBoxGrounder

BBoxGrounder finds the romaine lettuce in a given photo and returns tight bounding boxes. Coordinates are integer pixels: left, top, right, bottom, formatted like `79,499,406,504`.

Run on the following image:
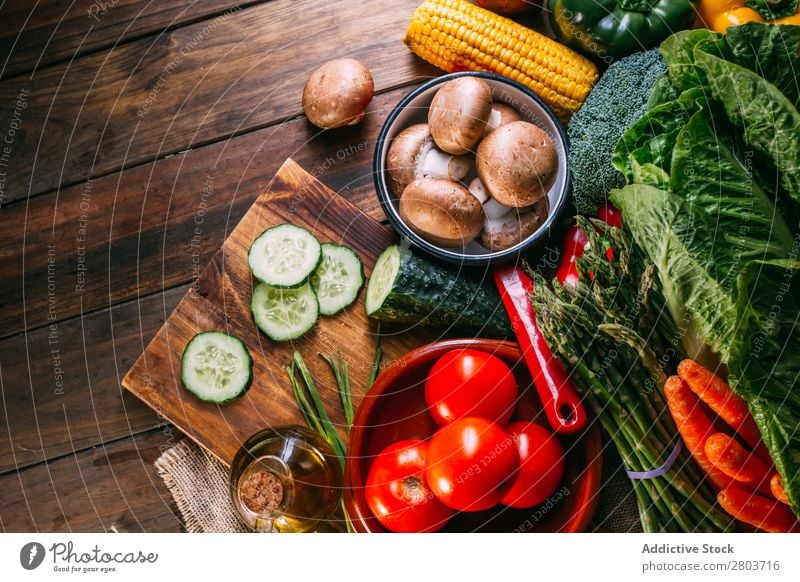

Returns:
729,259,800,518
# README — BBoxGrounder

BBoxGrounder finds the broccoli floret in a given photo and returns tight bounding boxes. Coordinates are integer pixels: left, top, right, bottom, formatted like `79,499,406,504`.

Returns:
567,49,668,215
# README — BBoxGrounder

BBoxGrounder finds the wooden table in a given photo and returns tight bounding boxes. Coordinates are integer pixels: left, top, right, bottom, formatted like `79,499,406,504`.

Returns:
0,0,556,532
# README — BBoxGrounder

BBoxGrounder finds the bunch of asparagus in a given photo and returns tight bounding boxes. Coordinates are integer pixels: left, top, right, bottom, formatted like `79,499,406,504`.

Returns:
530,218,732,532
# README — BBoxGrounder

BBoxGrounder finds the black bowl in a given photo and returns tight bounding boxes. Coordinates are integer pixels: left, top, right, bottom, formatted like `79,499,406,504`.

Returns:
373,71,571,267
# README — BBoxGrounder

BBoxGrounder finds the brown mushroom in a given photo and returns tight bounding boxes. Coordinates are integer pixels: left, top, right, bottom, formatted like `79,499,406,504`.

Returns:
399,178,484,248
302,58,374,129
428,77,493,155
480,200,548,251
476,121,558,207
387,124,471,196
483,103,522,135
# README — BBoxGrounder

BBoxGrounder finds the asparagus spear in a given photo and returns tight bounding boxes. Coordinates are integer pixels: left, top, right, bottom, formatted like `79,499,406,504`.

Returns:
529,220,732,532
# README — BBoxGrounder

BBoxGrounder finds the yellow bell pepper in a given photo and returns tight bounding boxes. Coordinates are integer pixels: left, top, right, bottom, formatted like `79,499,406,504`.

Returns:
697,0,800,32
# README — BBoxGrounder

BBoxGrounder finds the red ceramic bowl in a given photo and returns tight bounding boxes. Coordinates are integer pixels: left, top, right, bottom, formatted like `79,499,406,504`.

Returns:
345,339,603,532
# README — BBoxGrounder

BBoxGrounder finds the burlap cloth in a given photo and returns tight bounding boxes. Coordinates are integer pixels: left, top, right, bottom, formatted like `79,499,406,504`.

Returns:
155,432,642,533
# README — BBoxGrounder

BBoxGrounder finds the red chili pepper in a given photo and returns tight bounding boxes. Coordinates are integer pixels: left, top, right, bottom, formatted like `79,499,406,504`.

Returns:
556,203,621,286
493,266,587,435
554,224,587,287
597,202,622,229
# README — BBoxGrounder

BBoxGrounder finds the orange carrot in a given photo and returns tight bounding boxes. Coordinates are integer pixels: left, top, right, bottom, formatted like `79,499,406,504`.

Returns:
704,433,773,495
771,473,790,505
718,484,799,533
677,359,769,458
664,376,732,491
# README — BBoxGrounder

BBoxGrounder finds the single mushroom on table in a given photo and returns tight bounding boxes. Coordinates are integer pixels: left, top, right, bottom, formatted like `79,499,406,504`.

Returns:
480,200,548,252
302,58,374,129
476,121,558,207
399,178,485,248
387,124,471,197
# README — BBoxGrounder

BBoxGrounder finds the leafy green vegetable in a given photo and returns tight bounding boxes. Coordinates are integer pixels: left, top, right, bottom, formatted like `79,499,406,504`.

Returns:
670,111,795,273
613,87,706,185
610,23,800,519
646,73,680,109
729,259,800,518
744,0,799,19
725,22,800,107
567,49,667,214
659,28,721,92
610,184,740,364
692,48,800,205
611,106,795,362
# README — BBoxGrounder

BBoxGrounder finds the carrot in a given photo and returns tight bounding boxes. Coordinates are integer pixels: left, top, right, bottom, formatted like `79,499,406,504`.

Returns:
771,473,790,505
677,359,769,458
664,376,732,491
718,484,799,533
704,433,773,495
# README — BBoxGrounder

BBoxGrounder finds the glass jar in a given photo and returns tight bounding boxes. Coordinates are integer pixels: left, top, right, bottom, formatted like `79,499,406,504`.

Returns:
229,426,343,532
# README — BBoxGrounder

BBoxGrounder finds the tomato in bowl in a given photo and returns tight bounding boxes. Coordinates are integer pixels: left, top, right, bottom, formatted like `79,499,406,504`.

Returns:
344,338,602,532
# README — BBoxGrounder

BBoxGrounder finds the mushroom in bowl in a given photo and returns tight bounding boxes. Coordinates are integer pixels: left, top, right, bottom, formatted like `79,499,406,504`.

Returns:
386,124,471,196
373,72,571,266
398,178,484,248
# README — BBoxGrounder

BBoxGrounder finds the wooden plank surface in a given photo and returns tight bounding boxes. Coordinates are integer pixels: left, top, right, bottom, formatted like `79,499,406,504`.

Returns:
0,288,186,474
0,0,255,79
0,86,405,339
123,159,435,466
0,0,436,202
0,429,183,532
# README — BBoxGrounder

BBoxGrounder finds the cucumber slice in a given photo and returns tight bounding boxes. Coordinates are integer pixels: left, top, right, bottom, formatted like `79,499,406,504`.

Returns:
251,282,319,341
310,243,364,316
181,331,253,404
365,245,401,316
248,224,322,287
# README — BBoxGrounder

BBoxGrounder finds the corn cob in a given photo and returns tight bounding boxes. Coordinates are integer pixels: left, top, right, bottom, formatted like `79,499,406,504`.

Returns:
403,0,598,121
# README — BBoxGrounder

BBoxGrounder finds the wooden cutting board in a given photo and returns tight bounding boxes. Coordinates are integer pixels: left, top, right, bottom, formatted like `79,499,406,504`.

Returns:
122,159,434,466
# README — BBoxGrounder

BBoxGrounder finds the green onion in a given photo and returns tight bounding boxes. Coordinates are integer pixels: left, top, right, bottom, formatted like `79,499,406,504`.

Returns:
286,350,356,532
366,322,383,388
321,351,354,433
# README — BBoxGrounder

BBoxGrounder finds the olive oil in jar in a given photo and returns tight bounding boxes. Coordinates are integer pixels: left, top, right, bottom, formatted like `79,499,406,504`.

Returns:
230,426,343,533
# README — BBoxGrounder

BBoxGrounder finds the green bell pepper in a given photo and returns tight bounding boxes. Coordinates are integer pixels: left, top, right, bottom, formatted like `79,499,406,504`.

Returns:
547,0,697,62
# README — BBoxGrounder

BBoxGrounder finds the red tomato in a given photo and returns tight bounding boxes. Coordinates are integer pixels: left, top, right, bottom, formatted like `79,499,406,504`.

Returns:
425,417,519,512
425,349,518,426
501,421,565,509
365,440,454,532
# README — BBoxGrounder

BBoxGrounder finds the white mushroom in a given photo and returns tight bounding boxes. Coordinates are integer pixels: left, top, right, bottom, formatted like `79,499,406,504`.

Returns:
302,58,374,129
476,121,558,207
428,77,493,155
399,178,485,248
480,200,548,252
387,124,471,196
